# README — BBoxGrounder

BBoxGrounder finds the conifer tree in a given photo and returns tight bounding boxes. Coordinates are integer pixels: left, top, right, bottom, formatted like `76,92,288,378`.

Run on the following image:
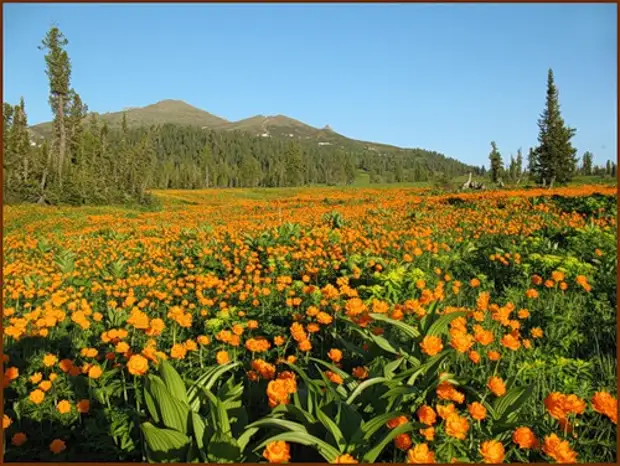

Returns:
532,69,578,185
582,151,593,176
39,26,72,186
488,141,503,183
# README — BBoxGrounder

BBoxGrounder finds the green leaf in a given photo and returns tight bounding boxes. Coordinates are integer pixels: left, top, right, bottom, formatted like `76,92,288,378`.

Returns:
369,313,421,338
159,359,189,405
362,422,417,463
425,311,468,337
346,377,390,405
383,358,405,379
246,418,309,434
144,381,161,424
141,422,191,463
317,407,347,452
253,432,341,463
207,431,241,463
359,411,407,441
408,350,450,387
310,357,358,391
190,412,207,458
495,384,534,422
148,375,190,434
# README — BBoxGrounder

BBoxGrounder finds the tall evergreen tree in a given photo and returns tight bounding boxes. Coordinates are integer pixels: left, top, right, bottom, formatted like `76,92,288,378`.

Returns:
488,141,503,183
39,26,72,186
531,69,578,185
581,151,593,176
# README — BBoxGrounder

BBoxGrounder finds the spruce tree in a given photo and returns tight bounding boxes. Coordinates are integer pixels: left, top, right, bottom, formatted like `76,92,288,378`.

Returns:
39,26,72,186
582,152,593,176
532,69,578,185
488,141,503,183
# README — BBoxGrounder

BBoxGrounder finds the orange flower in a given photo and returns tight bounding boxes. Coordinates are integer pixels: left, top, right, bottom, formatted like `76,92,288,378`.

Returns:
245,337,272,353
77,399,90,414
420,335,443,356
407,443,435,464
420,427,435,441
542,434,577,463
450,332,475,353
11,432,27,447
325,371,344,385
49,439,66,454
29,372,43,384
592,391,618,424
43,354,58,367
530,327,543,339
480,440,505,464
512,427,538,449
263,440,290,463
416,405,437,426
298,339,312,352
444,413,469,440
487,377,506,397
468,402,487,421
127,354,149,376
468,350,481,364
3,414,12,428
470,278,481,288
57,400,72,414
525,289,539,299
332,454,358,464
216,351,230,365
395,433,413,451
170,343,187,360
487,351,501,361
352,366,369,380
30,389,45,404
267,378,296,408
387,415,409,429
274,336,286,346
500,334,520,351
327,348,343,362
197,335,211,346
88,365,103,379
436,403,456,420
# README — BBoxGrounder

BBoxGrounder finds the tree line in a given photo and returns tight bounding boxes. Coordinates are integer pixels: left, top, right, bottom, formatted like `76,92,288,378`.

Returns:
3,26,475,206
486,69,615,188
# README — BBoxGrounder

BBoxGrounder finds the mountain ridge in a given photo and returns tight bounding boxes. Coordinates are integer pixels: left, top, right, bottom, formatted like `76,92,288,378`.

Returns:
29,99,472,169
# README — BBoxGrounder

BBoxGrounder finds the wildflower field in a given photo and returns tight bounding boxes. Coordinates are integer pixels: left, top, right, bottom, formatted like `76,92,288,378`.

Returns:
2,184,618,463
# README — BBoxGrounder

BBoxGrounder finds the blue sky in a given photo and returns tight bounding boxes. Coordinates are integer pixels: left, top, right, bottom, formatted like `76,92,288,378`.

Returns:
3,3,617,167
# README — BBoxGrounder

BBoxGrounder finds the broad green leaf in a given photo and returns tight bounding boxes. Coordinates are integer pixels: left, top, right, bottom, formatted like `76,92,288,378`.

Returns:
144,381,161,424
148,375,190,434
369,313,421,338
141,422,191,463
317,407,347,452
159,359,189,405
207,431,241,463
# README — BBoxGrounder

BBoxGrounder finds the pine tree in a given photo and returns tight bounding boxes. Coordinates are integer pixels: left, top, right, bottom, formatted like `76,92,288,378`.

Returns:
488,141,503,184
581,152,593,176
39,26,72,186
515,148,523,184
532,69,578,186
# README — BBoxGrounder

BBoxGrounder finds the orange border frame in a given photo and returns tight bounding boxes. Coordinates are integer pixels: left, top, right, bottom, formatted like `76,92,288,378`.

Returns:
0,1,618,465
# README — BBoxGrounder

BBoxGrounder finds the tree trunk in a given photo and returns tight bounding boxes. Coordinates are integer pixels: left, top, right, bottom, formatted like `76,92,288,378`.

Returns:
549,176,555,189
57,94,67,186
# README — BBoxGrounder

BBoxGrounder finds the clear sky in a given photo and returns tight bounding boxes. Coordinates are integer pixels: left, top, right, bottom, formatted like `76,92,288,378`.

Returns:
3,3,617,167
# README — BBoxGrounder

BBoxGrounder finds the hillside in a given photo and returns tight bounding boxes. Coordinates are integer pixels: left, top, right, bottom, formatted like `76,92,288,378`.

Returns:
29,99,472,171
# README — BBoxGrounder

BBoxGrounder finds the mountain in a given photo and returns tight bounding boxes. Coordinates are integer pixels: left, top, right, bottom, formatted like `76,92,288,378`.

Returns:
29,99,472,169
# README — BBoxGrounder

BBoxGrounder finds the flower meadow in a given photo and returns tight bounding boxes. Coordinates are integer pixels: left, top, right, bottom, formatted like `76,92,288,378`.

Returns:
2,185,618,463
